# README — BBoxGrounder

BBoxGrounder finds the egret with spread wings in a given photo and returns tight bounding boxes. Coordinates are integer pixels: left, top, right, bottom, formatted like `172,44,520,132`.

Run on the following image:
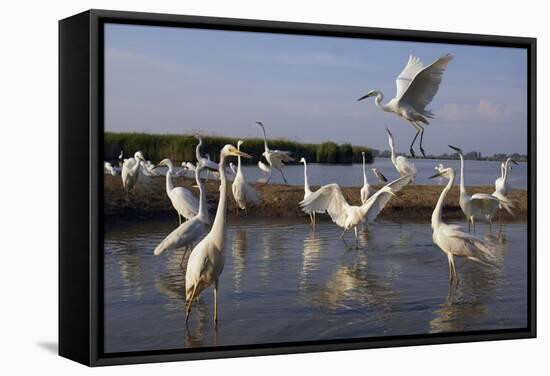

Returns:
256,121,294,184
358,54,453,158
300,174,413,248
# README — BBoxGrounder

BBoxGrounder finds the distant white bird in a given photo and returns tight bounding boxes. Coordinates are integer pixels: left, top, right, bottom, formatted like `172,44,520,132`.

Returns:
140,160,161,176
449,145,501,231
371,168,388,183
229,162,237,175
360,152,374,204
185,144,252,324
258,160,271,176
153,161,210,266
358,54,454,157
493,157,518,217
232,140,260,214
121,151,145,193
435,163,445,173
300,157,322,225
118,150,124,167
256,121,294,183
300,174,413,248
104,161,116,176
156,158,200,224
386,127,417,179
182,161,196,174
430,167,497,287
195,136,220,180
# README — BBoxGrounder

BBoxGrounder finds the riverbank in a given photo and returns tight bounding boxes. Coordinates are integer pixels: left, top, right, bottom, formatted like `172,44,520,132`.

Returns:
104,175,527,222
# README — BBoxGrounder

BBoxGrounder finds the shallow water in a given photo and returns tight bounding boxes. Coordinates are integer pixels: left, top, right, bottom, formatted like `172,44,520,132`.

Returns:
104,218,528,353
170,158,527,189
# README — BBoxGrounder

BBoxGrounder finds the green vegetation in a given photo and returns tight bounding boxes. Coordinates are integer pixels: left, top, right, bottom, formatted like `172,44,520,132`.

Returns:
105,132,373,164
374,149,527,162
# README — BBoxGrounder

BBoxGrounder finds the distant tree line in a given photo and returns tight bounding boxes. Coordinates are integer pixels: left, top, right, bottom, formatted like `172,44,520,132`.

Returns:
104,132,374,165
372,149,527,162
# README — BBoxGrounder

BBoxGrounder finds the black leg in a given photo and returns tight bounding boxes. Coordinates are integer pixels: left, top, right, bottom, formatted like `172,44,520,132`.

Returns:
419,128,426,157
409,130,420,159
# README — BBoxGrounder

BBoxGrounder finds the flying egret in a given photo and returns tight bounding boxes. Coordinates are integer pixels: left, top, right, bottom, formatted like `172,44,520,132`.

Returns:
185,144,252,324
360,152,374,204
449,145,501,231
358,54,454,157
104,161,116,176
232,140,260,214
153,161,210,266
300,174,413,248
256,121,294,183
429,167,497,287
155,158,200,224
121,151,145,193
300,157,322,225
386,127,417,178
371,168,388,183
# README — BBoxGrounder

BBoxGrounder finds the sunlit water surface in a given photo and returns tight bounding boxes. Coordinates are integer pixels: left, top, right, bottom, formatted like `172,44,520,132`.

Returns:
104,218,527,353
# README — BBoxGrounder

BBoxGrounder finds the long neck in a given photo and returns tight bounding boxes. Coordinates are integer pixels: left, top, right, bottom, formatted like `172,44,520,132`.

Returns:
388,135,397,165
432,172,455,228
237,145,242,172
195,168,208,222
458,153,466,194
195,138,203,162
362,154,368,185
210,153,228,250
131,157,141,175
503,158,510,182
302,161,310,192
164,161,174,194
374,91,392,112
500,163,505,179
259,124,269,151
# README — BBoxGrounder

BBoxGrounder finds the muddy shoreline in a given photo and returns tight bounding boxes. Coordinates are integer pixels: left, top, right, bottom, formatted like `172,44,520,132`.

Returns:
103,175,527,223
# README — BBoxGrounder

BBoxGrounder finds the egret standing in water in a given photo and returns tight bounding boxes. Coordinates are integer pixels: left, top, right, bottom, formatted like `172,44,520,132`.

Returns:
155,158,199,224
360,152,374,204
153,160,210,266
429,167,497,287
256,121,294,183
493,157,518,219
449,145,501,231
300,157,322,225
121,151,145,193
386,127,417,178
358,54,453,157
185,144,252,324
300,174,413,248
232,140,260,214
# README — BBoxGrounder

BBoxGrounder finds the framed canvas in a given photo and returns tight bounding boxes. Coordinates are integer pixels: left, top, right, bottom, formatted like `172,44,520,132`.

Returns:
59,9,536,366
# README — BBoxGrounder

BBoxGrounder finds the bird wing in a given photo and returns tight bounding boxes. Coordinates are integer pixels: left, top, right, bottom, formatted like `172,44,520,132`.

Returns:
171,187,200,218
300,183,350,228
398,54,453,115
395,156,417,177
361,174,412,223
153,217,206,256
492,191,515,216
243,182,260,205
202,159,219,171
395,55,426,99
271,150,294,162
469,194,500,219
439,223,497,265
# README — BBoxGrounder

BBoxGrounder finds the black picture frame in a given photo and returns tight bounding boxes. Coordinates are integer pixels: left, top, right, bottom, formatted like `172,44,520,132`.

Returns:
59,9,537,367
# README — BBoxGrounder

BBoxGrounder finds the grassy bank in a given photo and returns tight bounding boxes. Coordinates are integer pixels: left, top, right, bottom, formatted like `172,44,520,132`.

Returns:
104,132,373,164
103,175,527,223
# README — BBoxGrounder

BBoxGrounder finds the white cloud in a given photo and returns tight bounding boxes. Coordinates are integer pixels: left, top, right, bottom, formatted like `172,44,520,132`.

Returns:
439,100,518,123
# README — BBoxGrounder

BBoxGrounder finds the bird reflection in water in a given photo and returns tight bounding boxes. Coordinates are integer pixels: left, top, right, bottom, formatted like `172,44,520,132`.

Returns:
118,243,144,299
232,228,247,294
300,228,324,288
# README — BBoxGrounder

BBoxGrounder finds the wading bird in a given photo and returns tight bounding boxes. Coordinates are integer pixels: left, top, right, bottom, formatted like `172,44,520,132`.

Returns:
185,144,252,324
386,127,417,178
258,160,271,178
256,121,294,183
155,158,200,224
449,145,501,231
494,157,518,196
429,167,497,287
371,168,388,183
195,136,220,179
121,151,146,193
104,161,116,176
153,161,210,266
232,140,260,214
300,174,413,248
118,150,124,167
300,157,322,225
358,54,453,158
360,152,374,204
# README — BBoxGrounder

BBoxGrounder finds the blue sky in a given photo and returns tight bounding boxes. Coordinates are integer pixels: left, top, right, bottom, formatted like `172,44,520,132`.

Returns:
104,23,528,155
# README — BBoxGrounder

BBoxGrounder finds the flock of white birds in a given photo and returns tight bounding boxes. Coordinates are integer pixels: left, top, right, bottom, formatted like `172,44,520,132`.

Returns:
103,54,520,325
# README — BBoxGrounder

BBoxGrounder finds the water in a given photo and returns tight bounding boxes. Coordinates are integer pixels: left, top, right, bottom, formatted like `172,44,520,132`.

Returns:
104,218,528,353
169,158,527,189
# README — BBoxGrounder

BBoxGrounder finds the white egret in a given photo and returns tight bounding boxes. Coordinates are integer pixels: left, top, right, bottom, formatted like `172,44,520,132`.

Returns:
256,121,294,183
429,167,497,287
358,54,454,157
494,157,518,196
153,161,210,266
156,158,200,224
121,151,145,193
118,150,124,167
104,161,116,176
371,168,388,183
449,145,501,231
185,144,252,324
435,163,445,173
195,136,220,180
386,127,417,178
360,152,374,204
232,140,260,214
300,174,413,248
229,162,237,175
300,157,322,225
